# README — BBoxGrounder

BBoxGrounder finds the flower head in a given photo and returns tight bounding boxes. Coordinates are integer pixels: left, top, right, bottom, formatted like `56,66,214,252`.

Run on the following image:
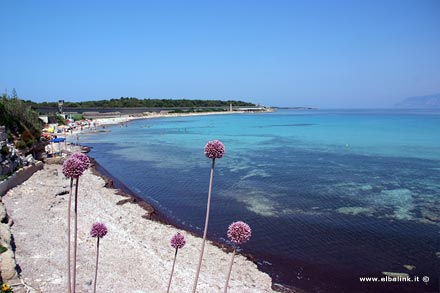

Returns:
204,140,225,159
170,232,186,249
62,153,90,179
90,222,108,238
62,157,86,179
1,283,10,291
70,152,90,170
227,221,251,245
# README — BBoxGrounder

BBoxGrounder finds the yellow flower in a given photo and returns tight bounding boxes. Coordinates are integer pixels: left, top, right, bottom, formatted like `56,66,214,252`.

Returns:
1,283,9,291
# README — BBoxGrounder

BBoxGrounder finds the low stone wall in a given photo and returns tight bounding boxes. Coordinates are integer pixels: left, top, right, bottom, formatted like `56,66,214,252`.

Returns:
0,161,44,197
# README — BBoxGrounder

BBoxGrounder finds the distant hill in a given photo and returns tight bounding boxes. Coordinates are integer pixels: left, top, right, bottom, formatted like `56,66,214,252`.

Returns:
395,93,440,109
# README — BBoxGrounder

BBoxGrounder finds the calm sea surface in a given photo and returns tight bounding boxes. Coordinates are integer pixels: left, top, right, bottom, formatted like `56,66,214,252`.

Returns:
78,109,439,292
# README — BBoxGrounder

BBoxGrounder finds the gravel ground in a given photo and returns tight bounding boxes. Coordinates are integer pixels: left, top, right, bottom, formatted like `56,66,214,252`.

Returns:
2,163,274,293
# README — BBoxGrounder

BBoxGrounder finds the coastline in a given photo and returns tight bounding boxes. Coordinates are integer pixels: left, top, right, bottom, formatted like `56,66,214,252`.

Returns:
89,158,301,293
11,109,298,292
92,110,249,127
77,110,301,293
1,158,276,292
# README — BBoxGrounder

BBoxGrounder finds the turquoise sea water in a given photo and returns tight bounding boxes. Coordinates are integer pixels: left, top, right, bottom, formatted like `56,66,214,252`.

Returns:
79,109,439,292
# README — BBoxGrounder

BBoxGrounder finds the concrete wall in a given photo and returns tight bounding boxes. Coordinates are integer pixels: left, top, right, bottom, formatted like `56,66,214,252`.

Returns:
0,161,44,197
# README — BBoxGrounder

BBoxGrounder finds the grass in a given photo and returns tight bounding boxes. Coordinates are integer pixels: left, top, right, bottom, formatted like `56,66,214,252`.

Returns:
0,245,7,254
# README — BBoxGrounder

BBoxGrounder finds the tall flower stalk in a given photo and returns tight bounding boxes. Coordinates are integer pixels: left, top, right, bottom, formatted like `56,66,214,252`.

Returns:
224,221,252,293
90,222,108,293
167,232,186,293
192,140,225,293
66,175,73,293
62,152,90,293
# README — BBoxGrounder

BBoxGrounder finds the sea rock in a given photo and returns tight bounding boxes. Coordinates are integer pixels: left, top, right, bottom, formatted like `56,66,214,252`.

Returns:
337,206,374,216
55,190,69,196
403,265,416,271
382,272,409,278
423,211,439,223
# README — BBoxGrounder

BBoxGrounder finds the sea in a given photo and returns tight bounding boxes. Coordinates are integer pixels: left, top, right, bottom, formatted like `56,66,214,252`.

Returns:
77,109,439,293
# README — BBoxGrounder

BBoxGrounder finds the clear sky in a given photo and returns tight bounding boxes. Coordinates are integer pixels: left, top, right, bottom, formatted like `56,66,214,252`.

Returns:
1,0,439,108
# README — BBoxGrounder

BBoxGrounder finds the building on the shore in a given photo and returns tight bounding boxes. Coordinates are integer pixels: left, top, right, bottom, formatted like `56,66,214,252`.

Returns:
82,112,121,119
237,107,268,112
38,116,49,124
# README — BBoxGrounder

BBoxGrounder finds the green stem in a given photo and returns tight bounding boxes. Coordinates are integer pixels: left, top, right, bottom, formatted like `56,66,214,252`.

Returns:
223,248,236,293
67,178,73,293
192,158,215,293
166,248,178,293
93,238,100,293
73,177,79,293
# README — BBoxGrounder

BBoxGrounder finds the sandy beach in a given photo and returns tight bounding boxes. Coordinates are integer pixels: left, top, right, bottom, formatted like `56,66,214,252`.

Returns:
93,111,248,126
2,161,275,292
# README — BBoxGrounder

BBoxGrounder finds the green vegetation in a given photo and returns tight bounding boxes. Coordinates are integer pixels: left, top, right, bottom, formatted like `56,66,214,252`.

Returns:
0,245,7,254
14,140,27,149
1,91,42,147
25,97,256,108
56,114,66,125
71,113,85,121
1,146,9,156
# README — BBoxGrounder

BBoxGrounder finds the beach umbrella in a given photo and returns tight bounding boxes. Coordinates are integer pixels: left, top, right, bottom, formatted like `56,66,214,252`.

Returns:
49,138,66,143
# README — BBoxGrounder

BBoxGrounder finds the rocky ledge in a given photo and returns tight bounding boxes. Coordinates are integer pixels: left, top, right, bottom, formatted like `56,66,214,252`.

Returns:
0,198,18,285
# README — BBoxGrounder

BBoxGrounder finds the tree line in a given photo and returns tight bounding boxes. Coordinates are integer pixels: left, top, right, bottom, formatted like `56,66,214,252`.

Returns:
24,97,256,108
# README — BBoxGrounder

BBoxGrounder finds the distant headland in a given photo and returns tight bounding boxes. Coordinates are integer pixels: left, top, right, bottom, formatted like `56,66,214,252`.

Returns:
395,93,440,109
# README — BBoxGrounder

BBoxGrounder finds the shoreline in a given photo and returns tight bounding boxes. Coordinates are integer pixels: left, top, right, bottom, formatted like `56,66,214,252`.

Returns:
54,110,267,147
75,110,301,293
93,110,249,127
89,156,299,293
47,109,300,292
2,158,276,292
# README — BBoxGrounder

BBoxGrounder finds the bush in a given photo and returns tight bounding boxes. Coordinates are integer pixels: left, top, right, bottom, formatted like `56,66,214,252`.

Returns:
71,113,84,121
0,244,7,254
169,109,187,114
21,129,34,142
1,95,42,140
56,115,66,125
26,139,35,147
15,140,26,149
1,146,9,155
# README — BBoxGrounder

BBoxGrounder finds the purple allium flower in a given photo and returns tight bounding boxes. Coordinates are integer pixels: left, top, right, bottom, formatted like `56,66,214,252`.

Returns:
90,222,108,239
227,221,251,245
70,152,90,170
170,233,186,249
62,157,86,179
204,140,225,159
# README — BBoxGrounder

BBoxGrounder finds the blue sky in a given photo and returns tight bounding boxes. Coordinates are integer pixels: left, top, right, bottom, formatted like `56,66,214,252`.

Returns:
1,0,439,108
